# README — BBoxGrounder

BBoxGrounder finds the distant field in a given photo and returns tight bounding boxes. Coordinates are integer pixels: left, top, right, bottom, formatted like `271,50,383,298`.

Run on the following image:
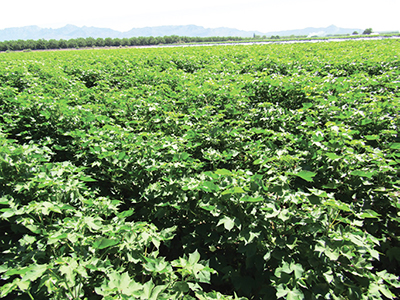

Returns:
1,40,399,299
1,32,399,52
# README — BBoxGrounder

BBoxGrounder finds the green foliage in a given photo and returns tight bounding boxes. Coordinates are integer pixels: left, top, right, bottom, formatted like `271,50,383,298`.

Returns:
363,28,373,35
0,40,399,299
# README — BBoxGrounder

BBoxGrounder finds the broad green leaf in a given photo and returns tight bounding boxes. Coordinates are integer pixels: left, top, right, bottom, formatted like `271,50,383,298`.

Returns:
93,238,119,249
119,271,132,293
390,143,400,149
357,209,381,219
16,279,30,291
174,281,189,293
181,152,190,160
0,282,17,298
253,158,266,165
351,170,374,178
199,203,216,211
326,152,341,160
217,216,236,231
149,284,166,300
261,203,280,218
201,181,219,192
291,170,317,182
215,168,232,176
1,209,15,219
361,119,373,125
221,186,245,195
118,151,126,160
0,265,8,274
84,216,103,231
117,209,135,219
142,279,155,299
59,264,76,284
47,233,68,245
240,195,264,202
21,264,48,282
276,284,289,298
119,272,141,294
323,270,334,283
188,250,201,265
0,197,9,205
379,285,394,299
365,135,379,140
324,249,340,261
291,263,304,278
323,199,351,212
80,176,97,182
287,289,304,300
309,188,328,197
347,235,365,247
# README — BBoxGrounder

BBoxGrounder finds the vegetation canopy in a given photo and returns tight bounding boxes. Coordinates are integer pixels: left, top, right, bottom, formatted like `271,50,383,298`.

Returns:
0,40,399,299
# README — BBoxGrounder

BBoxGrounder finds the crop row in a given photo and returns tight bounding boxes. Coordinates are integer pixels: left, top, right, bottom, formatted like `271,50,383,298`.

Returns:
0,40,399,299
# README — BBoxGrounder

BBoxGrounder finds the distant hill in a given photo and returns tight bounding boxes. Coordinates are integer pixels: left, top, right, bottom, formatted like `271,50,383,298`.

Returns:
0,24,364,41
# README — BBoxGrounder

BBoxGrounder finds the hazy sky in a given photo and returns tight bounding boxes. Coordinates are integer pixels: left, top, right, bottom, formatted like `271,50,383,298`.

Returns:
1,0,399,32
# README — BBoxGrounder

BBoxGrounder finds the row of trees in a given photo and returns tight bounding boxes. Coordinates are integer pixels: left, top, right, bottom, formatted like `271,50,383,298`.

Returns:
0,35,247,52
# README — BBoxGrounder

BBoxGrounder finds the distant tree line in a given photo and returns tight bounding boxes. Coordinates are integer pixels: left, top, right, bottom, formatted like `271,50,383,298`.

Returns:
0,35,247,52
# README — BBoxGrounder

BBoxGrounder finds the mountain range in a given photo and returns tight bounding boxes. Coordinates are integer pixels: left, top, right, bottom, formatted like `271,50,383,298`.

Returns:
0,24,364,42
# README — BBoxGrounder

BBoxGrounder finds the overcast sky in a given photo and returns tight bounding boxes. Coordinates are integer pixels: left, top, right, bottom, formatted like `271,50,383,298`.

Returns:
1,0,399,33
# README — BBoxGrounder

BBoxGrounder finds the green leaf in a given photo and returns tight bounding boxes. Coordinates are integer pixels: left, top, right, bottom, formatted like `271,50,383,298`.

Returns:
199,203,216,211
119,272,142,295
287,289,304,300
84,216,102,231
217,216,236,231
80,176,97,182
92,238,119,249
1,209,15,219
324,248,340,261
390,143,400,149
323,270,334,283
21,264,48,282
149,284,166,300
326,152,341,160
188,250,201,265
276,284,289,298
351,170,374,178
59,260,77,284
291,263,304,278
379,285,394,299
142,279,155,299
0,282,17,298
0,197,9,205
0,265,8,274
309,188,328,197
118,151,126,160
358,209,381,219
174,281,190,293
365,135,379,140
117,209,135,219
291,170,317,182
16,279,30,291
201,181,219,192
261,203,280,218
181,152,190,160
323,199,351,212
254,158,266,165
221,186,245,195
215,168,232,176
240,195,264,202
47,232,69,244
